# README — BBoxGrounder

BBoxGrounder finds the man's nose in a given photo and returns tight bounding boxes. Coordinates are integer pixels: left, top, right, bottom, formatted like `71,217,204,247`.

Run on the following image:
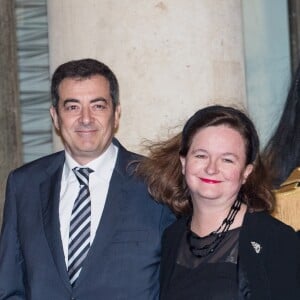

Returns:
79,107,93,124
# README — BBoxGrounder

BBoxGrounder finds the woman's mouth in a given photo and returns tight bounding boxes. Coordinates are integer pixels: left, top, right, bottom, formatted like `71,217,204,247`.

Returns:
200,178,222,184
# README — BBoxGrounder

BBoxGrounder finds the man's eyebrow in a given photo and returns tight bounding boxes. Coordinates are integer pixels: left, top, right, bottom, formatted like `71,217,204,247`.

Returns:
90,97,109,103
62,97,109,106
63,99,79,106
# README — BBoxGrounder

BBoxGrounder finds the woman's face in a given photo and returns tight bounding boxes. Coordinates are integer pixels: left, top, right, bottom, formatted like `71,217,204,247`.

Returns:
180,125,253,206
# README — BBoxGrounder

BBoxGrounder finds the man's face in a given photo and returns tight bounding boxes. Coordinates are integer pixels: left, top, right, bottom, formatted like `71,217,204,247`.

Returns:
50,75,120,165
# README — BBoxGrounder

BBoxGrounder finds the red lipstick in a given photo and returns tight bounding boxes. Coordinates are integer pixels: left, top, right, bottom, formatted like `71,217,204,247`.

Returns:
200,178,221,184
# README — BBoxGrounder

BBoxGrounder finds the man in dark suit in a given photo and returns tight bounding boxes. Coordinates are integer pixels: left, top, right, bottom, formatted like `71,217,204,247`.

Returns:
0,58,174,300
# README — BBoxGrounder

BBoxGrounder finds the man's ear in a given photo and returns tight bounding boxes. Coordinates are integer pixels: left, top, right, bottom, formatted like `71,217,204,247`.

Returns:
50,106,60,130
114,104,121,130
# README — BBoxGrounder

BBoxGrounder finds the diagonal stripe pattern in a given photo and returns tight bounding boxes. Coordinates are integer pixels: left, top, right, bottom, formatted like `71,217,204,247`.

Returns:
68,167,94,286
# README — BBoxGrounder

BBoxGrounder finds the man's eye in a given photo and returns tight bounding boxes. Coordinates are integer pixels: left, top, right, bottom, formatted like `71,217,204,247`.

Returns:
65,105,78,111
93,104,106,110
67,105,77,110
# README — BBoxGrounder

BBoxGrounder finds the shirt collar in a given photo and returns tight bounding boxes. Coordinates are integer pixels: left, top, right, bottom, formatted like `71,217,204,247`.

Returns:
63,143,118,181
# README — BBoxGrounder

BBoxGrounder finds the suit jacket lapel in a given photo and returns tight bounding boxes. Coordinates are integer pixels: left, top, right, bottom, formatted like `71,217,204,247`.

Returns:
40,153,71,290
239,212,271,300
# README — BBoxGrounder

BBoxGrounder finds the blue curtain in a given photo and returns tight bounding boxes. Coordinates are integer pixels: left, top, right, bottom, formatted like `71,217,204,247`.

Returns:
242,0,291,146
15,0,52,163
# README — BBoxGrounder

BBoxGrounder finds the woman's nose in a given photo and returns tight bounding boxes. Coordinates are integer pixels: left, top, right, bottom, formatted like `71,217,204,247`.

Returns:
205,158,218,175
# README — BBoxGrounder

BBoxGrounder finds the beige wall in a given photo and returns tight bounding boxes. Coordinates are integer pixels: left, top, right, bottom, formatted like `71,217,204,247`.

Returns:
47,0,246,154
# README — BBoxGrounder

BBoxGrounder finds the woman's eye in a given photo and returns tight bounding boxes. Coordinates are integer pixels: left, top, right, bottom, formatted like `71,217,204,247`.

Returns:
223,158,234,163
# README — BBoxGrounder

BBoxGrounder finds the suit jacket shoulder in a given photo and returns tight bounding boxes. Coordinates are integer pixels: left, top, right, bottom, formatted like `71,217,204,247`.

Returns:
6,151,65,194
112,138,142,177
10,151,65,177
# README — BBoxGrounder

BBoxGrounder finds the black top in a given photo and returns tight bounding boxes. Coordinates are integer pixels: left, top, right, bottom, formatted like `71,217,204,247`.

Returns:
165,226,241,300
160,212,300,300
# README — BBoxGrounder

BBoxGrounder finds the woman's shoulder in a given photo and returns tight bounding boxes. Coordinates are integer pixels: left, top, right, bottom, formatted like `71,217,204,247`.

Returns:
243,210,299,242
245,210,291,228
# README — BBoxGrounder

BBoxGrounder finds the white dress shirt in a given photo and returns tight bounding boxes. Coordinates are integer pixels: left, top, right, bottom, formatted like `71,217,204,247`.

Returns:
59,143,118,266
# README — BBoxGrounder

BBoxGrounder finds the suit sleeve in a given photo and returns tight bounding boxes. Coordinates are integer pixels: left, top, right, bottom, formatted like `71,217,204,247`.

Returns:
0,172,26,299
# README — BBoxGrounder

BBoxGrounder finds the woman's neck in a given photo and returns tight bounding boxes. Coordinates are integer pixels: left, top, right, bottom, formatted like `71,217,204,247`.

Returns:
191,202,247,237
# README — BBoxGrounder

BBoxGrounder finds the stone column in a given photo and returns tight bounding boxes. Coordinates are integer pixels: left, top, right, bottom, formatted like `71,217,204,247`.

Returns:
47,0,246,153
0,0,22,225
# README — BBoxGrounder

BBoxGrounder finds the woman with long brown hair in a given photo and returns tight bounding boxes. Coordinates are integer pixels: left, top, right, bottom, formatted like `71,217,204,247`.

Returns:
137,105,300,300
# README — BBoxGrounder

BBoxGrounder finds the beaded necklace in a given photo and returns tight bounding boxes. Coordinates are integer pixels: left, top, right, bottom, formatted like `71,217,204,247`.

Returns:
187,197,242,258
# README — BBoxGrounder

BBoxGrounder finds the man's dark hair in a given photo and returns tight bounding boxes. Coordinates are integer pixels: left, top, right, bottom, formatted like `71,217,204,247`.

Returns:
51,58,119,110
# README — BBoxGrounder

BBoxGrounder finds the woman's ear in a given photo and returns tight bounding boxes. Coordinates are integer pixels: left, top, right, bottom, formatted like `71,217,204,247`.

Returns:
242,164,253,184
180,156,186,175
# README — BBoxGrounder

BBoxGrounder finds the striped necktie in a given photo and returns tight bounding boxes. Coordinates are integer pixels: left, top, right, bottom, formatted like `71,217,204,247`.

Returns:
68,167,94,286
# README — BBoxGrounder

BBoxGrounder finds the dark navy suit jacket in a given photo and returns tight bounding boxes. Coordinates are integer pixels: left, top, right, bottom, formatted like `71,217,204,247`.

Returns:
0,139,175,300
